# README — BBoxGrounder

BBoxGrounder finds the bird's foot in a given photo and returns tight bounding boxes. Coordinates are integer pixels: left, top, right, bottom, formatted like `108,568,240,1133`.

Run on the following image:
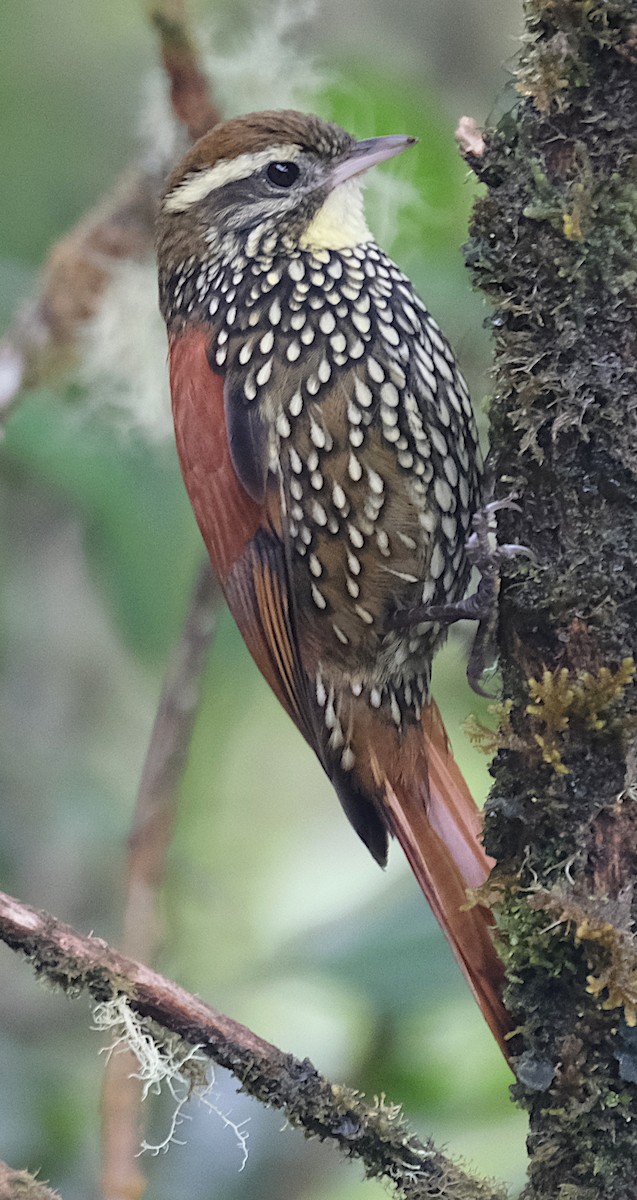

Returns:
393,495,534,696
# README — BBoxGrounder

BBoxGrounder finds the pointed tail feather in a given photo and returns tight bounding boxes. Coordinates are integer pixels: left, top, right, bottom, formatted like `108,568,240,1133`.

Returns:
378,700,510,1057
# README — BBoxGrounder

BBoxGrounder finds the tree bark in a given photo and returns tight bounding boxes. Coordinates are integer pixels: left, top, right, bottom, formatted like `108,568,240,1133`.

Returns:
465,2,637,1196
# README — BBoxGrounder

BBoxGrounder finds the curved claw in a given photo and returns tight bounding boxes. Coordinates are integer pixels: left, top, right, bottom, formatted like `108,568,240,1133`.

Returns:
392,490,533,694
478,495,522,518
498,542,536,562
468,672,499,700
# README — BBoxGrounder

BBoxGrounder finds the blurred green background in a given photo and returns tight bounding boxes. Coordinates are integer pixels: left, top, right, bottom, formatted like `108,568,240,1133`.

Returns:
0,2,527,1197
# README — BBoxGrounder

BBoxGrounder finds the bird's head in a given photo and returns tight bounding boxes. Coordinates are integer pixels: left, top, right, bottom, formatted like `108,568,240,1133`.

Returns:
157,109,415,270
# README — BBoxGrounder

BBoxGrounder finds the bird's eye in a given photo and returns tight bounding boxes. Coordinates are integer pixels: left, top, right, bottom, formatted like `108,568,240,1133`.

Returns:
266,161,300,188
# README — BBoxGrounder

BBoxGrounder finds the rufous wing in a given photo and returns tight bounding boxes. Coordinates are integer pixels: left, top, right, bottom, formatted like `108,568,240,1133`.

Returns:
168,325,318,745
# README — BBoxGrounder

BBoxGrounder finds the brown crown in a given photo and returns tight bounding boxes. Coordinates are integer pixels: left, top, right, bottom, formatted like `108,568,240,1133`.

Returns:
163,109,355,194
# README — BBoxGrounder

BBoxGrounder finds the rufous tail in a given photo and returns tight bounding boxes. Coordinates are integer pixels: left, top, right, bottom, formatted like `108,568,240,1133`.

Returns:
379,699,510,1057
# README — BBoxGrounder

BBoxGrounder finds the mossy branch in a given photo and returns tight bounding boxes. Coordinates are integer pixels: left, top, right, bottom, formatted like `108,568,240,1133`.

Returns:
0,889,505,1200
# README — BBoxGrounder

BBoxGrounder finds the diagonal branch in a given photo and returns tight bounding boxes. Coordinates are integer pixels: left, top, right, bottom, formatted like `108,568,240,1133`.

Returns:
100,561,221,1200
0,889,506,1200
0,169,157,427
0,3,223,430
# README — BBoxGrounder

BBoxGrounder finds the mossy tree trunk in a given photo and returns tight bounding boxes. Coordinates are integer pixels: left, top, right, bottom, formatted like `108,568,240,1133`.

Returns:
466,2,637,1197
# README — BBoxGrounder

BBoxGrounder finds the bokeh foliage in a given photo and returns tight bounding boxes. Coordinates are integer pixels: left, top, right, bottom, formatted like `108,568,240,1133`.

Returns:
0,3,526,1197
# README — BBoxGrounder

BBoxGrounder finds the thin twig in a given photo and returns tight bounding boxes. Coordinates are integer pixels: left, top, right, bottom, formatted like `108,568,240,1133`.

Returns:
0,6,223,1196
126,562,220,953
0,2,222,430
100,562,220,1200
97,6,224,1194
0,889,506,1200
97,7,223,1194
148,0,223,140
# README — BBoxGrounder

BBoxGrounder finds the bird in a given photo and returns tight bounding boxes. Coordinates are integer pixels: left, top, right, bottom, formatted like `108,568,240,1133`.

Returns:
156,109,509,1054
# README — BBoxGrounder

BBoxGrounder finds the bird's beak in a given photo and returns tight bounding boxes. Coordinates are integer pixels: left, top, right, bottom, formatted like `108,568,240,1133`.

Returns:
330,135,417,188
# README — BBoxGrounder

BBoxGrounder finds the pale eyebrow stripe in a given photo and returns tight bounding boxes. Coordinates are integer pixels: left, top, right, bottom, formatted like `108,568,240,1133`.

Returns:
164,144,302,212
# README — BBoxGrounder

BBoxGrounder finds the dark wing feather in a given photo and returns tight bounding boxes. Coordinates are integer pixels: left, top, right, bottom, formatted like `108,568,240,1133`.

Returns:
223,376,270,504
225,528,316,742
